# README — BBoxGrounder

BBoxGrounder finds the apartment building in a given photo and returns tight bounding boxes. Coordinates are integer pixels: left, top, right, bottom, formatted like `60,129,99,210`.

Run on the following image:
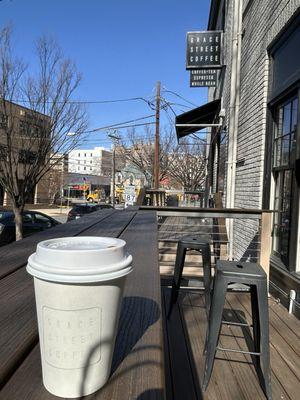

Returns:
68,147,112,176
0,101,50,205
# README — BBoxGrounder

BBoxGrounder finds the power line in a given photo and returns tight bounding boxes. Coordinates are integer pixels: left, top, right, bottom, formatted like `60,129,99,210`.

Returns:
85,121,155,134
161,88,198,107
11,96,152,105
168,102,193,110
57,115,155,136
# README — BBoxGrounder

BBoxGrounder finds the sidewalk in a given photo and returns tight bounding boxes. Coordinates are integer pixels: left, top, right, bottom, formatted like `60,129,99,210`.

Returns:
28,207,71,218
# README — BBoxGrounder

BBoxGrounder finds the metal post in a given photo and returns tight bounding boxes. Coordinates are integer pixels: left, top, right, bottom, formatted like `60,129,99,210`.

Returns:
108,130,120,208
154,81,160,189
112,144,116,208
67,186,70,209
60,159,64,213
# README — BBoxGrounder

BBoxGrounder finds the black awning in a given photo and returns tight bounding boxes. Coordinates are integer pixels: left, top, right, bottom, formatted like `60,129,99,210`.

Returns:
176,99,221,139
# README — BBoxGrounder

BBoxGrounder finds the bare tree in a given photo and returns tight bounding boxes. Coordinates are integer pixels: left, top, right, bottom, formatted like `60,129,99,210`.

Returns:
117,125,206,191
0,27,88,240
168,138,206,191
117,125,175,186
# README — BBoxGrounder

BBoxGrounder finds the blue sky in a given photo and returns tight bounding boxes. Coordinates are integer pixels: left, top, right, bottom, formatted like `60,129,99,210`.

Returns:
0,0,210,148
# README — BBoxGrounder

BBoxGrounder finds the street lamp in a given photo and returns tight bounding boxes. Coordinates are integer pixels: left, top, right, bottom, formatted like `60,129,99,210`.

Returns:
107,130,120,208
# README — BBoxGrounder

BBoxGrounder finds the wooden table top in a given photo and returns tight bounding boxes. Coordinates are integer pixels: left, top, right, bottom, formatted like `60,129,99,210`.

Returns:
0,208,165,400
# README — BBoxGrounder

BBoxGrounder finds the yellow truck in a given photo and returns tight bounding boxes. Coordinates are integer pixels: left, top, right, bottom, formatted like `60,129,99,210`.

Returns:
86,189,105,202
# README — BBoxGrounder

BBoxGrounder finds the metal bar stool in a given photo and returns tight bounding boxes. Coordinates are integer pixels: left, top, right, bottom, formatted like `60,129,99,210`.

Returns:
168,235,212,318
203,260,272,400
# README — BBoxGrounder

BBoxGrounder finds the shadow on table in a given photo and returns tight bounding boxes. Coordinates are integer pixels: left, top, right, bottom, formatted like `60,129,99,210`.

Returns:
79,296,161,398
111,296,161,372
136,388,165,399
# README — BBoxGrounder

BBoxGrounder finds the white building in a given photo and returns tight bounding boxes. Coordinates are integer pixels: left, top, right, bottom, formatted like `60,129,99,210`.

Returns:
68,147,112,176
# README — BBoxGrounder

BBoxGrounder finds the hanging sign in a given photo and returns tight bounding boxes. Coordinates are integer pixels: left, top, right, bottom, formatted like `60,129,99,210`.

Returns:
190,69,218,87
186,31,222,69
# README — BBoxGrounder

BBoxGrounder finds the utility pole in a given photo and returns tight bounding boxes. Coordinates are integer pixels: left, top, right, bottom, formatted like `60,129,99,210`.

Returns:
108,130,120,208
153,81,161,189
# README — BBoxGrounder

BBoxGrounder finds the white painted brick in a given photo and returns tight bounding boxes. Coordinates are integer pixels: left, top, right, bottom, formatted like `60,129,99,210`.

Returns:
217,0,299,257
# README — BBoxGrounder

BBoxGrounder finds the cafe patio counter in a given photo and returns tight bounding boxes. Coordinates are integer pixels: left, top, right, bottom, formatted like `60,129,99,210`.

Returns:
0,208,165,400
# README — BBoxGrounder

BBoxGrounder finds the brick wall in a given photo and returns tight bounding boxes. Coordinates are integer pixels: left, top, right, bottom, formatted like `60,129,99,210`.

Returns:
230,0,300,260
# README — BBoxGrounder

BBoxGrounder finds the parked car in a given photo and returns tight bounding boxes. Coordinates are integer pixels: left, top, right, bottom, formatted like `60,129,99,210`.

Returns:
67,203,114,222
67,204,98,221
0,210,61,246
96,203,114,210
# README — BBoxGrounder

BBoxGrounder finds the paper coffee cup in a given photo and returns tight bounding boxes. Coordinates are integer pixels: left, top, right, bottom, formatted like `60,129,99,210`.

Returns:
27,236,133,398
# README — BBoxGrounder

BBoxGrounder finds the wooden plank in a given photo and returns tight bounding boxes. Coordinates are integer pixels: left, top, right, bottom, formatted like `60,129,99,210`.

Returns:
185,292,293,400
79,209,136,237
96,211,164,399
0,268,37,388
1,211,165,399
0,209,116,279
161,290,174,400
162,290,198,400
181,292,253,400
225,293,293,400
268,296,300,340
268,307,300,357
140,206,271,215
229,292,300,399
220,295,285,400
0,210,137,391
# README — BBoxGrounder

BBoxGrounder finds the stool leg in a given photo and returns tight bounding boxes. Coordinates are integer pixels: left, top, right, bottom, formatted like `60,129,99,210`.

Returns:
202,246,212,317
257,280,272,400
203,267,213,357
250,285,261,369
167,243,187,318
202,275,227,391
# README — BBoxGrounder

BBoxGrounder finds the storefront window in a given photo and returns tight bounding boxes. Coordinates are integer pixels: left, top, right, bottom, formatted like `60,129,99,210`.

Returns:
272,95,298,267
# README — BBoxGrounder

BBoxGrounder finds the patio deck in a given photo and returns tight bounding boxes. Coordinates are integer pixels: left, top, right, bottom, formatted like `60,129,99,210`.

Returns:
162,287,300,400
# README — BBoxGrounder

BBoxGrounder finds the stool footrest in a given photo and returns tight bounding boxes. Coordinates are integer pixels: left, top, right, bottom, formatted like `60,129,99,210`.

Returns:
216,346,261,356
221,319,250,327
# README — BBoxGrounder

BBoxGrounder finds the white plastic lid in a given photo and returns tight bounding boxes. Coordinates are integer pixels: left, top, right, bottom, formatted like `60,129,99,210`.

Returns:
26,236,133,283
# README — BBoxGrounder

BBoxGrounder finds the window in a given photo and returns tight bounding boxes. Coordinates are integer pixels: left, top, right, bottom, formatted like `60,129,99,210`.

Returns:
78,153,80,157
0,144,7,161
0,113,8,128
84,153,86,157
19,120,42,137
19,150,37,164
271,94,299,268
19,120,30,136
34,213,52,227
267,18,300,273
273,98,298,168
22,213,33,224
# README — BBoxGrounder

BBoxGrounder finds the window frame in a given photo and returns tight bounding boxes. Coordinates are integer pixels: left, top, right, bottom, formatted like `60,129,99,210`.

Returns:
268,89,300,272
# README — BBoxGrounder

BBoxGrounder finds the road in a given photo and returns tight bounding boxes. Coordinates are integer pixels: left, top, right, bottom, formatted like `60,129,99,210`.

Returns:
29,207,70,224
